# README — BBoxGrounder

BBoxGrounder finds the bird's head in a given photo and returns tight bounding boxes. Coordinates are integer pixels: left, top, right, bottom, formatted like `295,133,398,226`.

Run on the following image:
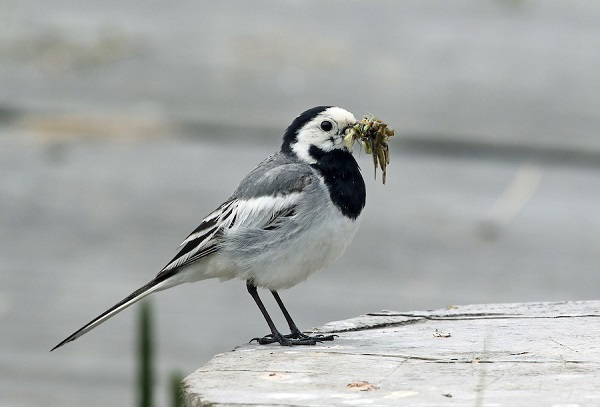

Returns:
281,106,358,164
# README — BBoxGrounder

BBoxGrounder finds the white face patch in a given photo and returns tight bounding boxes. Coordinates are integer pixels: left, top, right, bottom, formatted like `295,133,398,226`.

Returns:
291,107,357,164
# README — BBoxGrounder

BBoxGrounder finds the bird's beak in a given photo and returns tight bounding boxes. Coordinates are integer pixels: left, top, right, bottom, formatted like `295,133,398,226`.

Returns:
341,125,357,152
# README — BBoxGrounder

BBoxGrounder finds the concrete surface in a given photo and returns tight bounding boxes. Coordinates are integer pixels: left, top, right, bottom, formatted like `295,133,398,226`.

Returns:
184,301,600,406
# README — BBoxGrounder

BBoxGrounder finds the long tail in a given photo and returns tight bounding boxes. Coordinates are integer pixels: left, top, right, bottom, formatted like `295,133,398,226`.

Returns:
51,278,171,351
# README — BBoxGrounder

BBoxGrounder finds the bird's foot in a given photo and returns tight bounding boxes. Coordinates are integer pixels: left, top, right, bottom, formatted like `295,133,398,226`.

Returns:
250,331,337,346
287,329,337,342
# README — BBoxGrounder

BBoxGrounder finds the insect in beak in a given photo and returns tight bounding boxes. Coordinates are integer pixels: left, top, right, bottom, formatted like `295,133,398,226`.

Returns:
342,117,394,184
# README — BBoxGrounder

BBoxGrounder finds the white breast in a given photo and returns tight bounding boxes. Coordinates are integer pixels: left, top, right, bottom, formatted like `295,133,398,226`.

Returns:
243,203,362,290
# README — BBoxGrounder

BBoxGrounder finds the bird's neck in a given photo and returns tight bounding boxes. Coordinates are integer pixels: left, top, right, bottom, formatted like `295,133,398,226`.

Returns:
307,146,366,220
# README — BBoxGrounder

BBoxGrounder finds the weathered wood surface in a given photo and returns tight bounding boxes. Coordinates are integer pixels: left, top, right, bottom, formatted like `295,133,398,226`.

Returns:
184,301,600,406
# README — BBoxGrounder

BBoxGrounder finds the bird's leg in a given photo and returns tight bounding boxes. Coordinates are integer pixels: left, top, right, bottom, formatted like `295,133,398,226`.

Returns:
271,290,337,342
246,281,288,345
246,281,321,346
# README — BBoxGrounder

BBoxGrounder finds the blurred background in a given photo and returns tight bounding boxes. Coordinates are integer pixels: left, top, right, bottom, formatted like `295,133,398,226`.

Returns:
2,0,599,406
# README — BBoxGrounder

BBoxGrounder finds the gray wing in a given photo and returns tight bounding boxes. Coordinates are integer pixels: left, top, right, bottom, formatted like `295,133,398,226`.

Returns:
156,153,315,278
231,152,314,199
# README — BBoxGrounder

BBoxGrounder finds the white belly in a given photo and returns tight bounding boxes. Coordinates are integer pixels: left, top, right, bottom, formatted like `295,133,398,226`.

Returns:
187,204,362,291
250,210,361,290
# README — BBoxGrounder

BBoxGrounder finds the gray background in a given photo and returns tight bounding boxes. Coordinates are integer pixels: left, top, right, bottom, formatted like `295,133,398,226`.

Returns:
1,1,599,406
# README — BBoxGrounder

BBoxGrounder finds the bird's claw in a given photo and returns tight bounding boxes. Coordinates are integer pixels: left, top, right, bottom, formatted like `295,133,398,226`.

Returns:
250,332,337,346
290,331,338,341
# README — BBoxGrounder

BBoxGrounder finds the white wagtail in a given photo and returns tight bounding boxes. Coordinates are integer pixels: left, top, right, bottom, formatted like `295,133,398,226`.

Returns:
52,106,366,349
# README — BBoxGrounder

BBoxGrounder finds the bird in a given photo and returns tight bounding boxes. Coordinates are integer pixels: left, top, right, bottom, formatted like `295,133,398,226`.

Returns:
51,106,366,350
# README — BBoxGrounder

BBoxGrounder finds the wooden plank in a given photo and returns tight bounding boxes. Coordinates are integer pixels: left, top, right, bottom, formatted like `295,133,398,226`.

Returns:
184,301,600,406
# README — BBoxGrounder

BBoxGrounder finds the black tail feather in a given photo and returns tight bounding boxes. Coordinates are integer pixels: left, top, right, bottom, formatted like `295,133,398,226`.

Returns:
51,278,167,351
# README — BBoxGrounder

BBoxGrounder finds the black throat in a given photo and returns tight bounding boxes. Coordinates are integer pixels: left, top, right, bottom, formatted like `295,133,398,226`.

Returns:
308,146,366,220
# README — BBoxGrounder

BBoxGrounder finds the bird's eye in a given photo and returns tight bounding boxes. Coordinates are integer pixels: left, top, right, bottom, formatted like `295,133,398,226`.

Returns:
320,121,333,132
